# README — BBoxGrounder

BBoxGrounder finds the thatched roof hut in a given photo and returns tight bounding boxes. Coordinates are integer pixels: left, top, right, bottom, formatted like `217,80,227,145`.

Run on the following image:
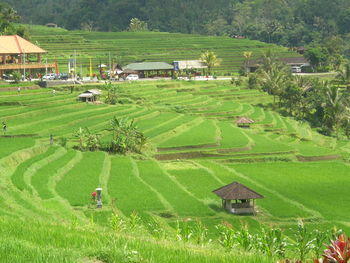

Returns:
213,182,264,214
78,89,102,102
236,117,255,128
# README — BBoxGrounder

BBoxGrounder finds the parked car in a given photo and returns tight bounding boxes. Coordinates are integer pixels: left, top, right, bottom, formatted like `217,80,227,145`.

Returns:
42,73,56,80
125,74,139,81
291,66,302,73
2,74,12,80
57,73,69,80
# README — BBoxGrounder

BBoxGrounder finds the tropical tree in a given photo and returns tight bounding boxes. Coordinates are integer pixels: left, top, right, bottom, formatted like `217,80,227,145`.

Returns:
84,128,101,151
258,50,280,73
75,127,87,151
74,127,100,151
258,63,288,105
280,81,303,115
342,111,350,139
336,63,350,88
243,51,253,72
323,85,349,136
0,3,19,34
128,18,148,32
109,117,147,154
200,51,221,75
105,82,118,104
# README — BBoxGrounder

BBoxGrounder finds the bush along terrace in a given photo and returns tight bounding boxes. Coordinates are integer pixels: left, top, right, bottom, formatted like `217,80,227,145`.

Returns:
74,117,147,154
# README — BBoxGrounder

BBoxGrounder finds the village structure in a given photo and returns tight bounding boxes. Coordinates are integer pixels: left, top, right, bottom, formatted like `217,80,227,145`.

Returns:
0,35,57,78
78,89,102,102
246,57,310,73
213,182,264,214
0,34,311,82
236,116,255,128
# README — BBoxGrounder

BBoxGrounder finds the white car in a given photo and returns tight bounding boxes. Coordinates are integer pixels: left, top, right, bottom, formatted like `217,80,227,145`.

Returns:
42,73,56,80
291,66,302,73
125,74,139,81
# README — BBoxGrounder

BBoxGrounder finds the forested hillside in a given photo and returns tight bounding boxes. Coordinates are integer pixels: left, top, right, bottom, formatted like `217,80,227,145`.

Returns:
4,0,350,49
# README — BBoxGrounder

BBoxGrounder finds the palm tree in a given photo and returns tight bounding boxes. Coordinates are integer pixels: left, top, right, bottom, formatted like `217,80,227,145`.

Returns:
258,64,287,105
243,51,253,73
323,85,348,136
200,51,221,76
336,63,350,89
75,127,87,151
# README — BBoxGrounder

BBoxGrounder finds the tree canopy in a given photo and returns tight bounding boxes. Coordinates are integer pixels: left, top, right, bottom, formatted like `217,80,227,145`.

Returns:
3,0,350,50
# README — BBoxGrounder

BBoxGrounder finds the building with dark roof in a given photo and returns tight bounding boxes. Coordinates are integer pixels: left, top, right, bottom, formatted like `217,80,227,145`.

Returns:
123,62,174,78
246,57,310,73
213,182,264,214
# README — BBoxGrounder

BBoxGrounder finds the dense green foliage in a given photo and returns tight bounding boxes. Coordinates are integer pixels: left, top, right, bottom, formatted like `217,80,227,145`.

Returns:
4,0,350,50
0,2,28,36
249,51,350,137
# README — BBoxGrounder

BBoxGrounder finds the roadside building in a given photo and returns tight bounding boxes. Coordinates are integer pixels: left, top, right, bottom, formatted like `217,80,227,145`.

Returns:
45,23,58,28
246,57,310,73
213,182,264,214
123,62,174,78
173,60,207,71
0,35,57,79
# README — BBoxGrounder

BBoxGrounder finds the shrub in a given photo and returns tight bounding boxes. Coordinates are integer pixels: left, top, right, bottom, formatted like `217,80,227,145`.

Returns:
322,234,350,263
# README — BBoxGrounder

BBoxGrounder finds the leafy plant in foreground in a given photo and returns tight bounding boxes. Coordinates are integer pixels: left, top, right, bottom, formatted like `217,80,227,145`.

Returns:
235,225,254,251
216,222,236,250
256,227,288,259
292,220,315,262
312,229,329,259
175,220,193,242
129,211,142,229
322,234,350,263
110,213,127,232
146,218,166,240
193,220,211,246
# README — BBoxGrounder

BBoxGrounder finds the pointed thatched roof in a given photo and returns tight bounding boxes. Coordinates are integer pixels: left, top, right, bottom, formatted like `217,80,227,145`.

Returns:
213,182,264,200
236,117,254,124
0,35,46,54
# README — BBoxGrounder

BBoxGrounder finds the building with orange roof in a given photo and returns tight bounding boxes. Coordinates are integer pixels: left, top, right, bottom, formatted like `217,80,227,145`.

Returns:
0,35,57,78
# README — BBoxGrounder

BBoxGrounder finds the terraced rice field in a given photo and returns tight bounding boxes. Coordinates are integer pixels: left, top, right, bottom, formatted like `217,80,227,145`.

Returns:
28,25,300,75
0,79,349,239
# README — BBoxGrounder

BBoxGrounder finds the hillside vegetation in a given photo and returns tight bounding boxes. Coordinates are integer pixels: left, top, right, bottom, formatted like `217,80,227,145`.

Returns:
4,0,350,49
0,79,350,261
28,25,299,75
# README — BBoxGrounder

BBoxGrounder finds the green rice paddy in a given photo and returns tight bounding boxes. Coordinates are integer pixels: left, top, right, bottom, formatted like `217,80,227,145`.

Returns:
0,79,349,262
28,25,300,75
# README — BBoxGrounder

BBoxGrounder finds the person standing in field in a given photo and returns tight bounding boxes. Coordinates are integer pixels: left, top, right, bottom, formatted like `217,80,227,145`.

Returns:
17,87,21,95
52,89,56,96
91,191,97,201
2,121,7,134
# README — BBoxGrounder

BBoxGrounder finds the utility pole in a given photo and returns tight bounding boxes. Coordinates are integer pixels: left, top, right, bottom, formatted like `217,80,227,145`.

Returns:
45,57,48,77
109,52,111,78
74,50,77,80
23,50,26,80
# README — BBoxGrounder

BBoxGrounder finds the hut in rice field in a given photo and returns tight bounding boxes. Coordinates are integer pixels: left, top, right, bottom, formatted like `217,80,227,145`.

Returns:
236,116,254,128
78,89,102,102
213,182,264,214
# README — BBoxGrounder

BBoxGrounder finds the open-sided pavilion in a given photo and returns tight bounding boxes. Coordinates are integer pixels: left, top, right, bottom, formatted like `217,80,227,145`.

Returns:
213,182,264,214
0,35,57,78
